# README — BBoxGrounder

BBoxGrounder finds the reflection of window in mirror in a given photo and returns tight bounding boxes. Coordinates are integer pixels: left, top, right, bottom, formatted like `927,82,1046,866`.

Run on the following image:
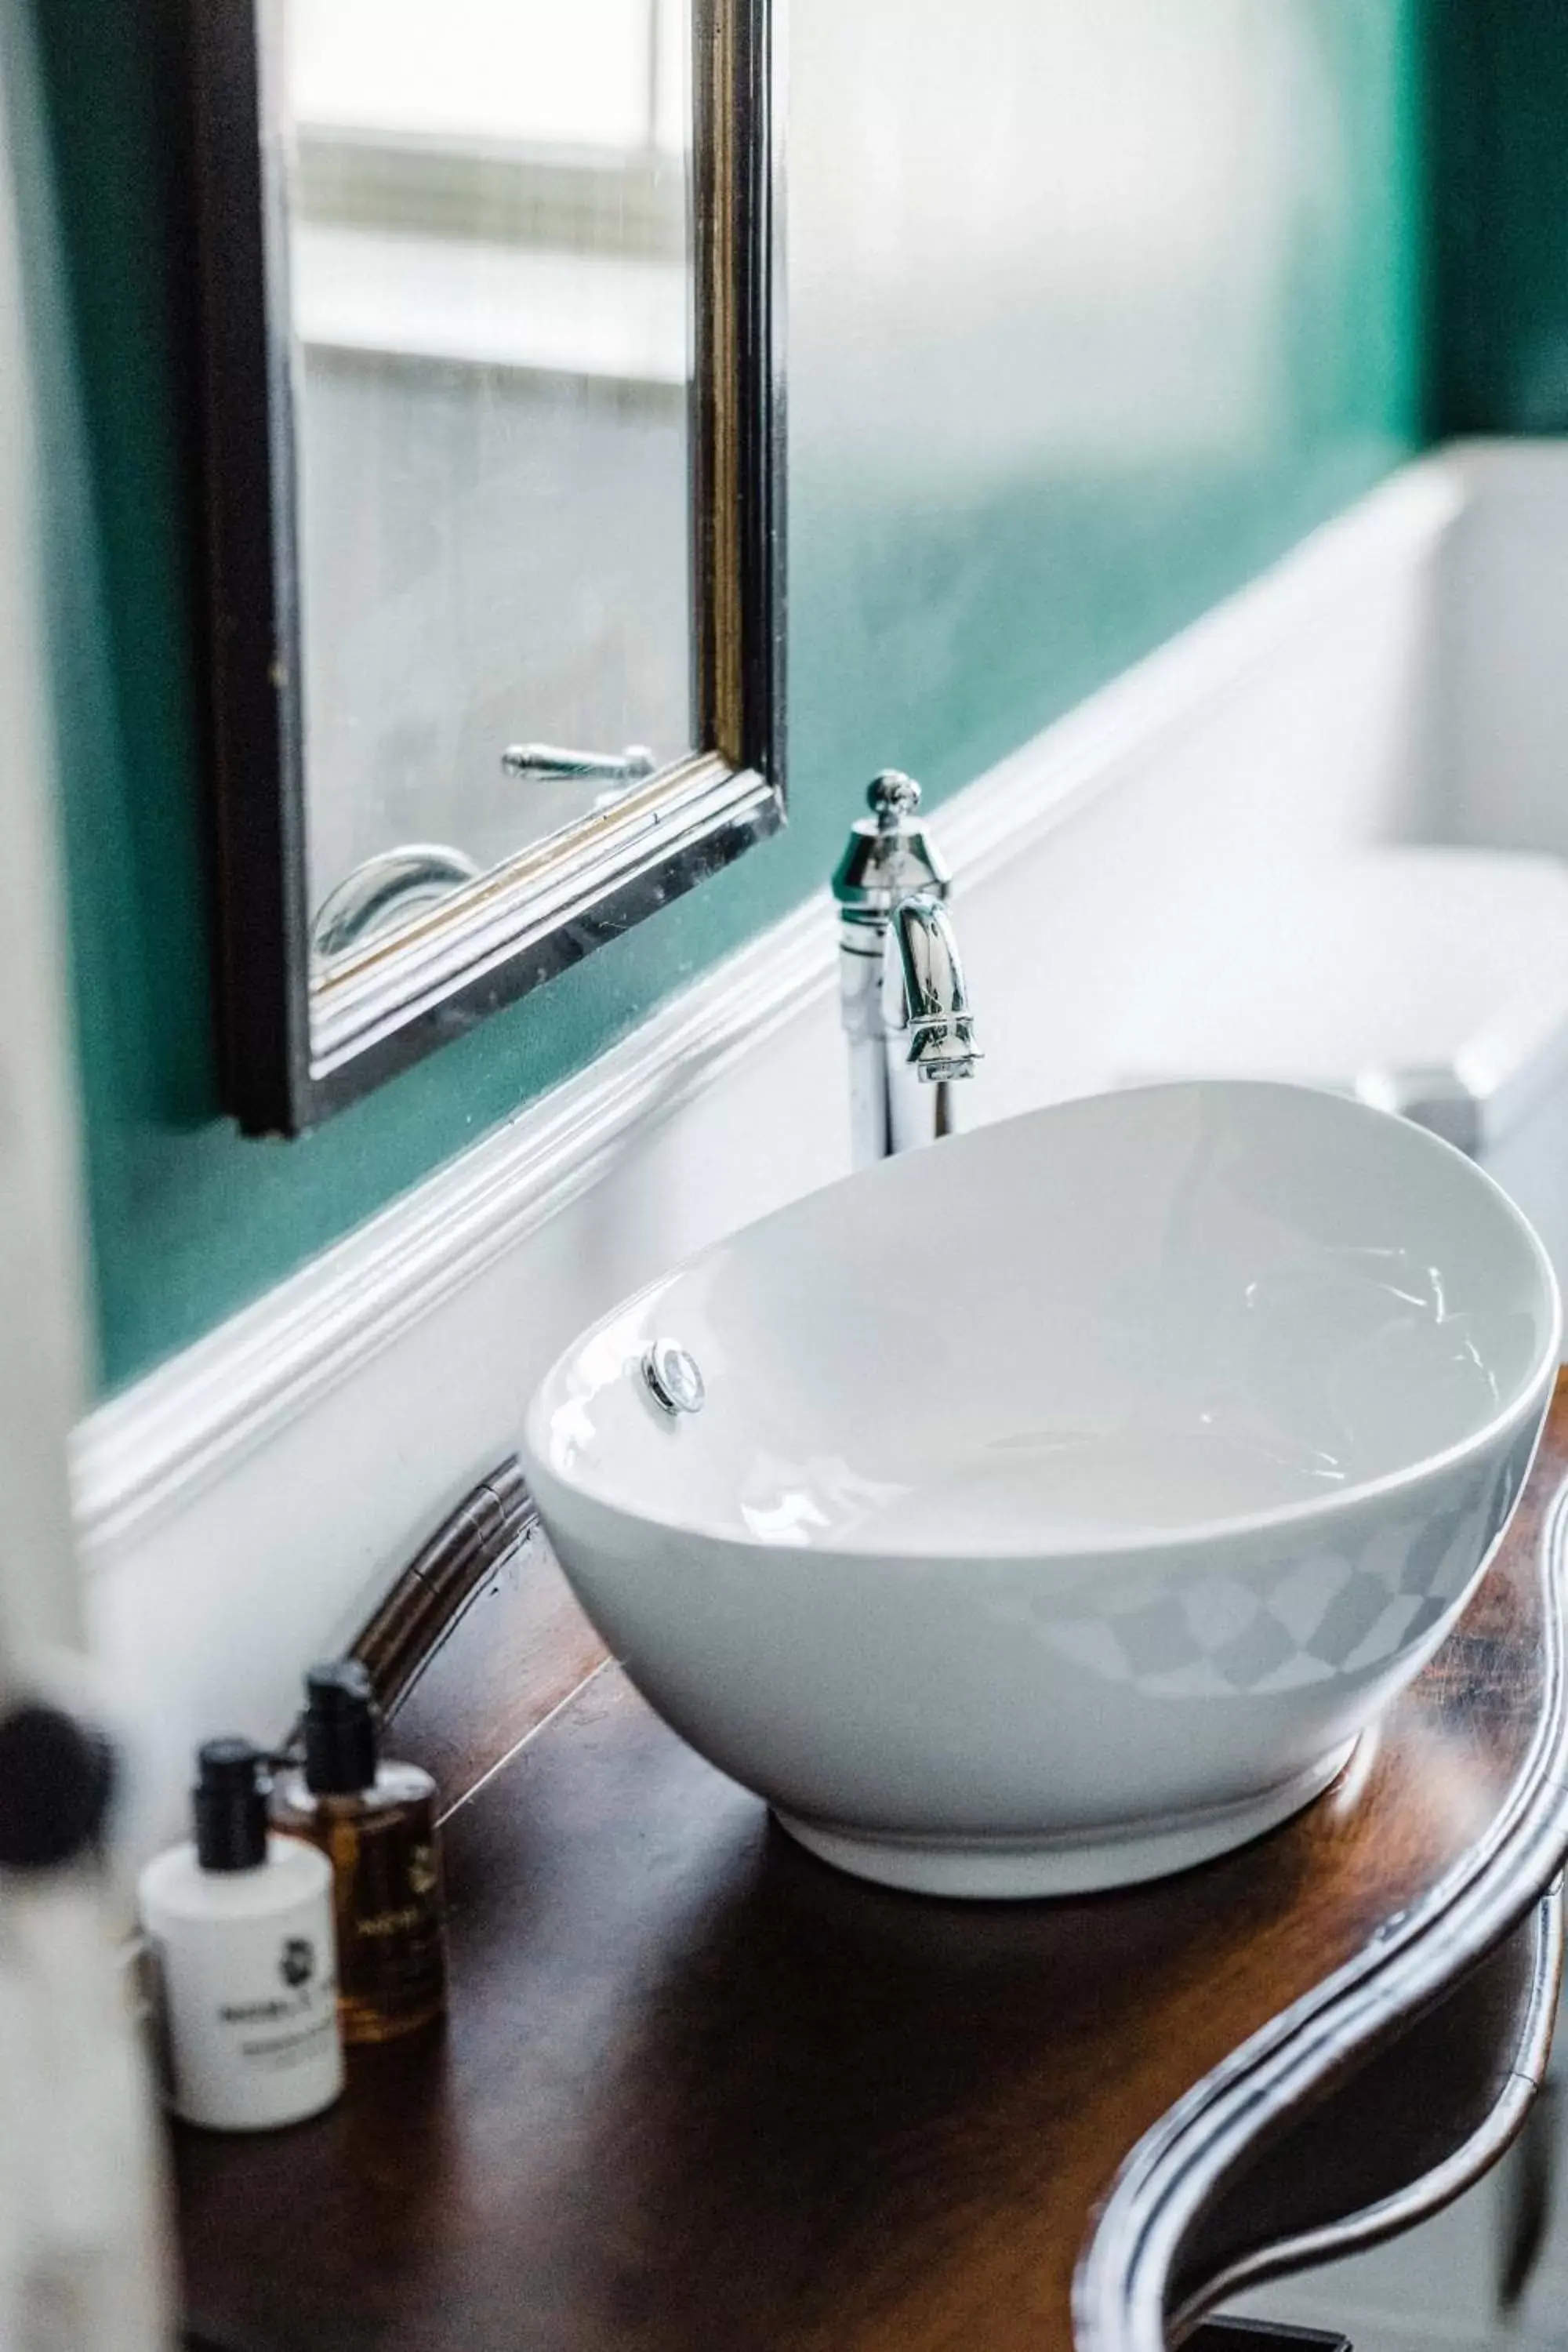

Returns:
278,0,695,932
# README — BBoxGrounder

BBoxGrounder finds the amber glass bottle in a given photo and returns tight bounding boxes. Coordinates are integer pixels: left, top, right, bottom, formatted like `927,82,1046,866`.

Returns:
272,1662,446,2044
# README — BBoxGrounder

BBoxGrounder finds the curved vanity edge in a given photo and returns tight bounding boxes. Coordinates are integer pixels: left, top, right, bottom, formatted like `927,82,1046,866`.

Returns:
1076,1426,1568,2352
1168,1886,1563,2339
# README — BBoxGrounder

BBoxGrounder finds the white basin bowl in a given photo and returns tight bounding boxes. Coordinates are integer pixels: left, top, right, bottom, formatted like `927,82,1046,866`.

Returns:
522,1082,1560,1896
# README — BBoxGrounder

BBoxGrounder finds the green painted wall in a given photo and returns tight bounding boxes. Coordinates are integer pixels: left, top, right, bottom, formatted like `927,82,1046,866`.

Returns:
8,0,1422,1393
1426,0,1568,434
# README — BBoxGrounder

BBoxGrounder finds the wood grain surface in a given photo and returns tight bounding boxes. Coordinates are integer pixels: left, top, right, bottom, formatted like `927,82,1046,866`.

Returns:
176,1378,1568,2352
378,1523,608,1815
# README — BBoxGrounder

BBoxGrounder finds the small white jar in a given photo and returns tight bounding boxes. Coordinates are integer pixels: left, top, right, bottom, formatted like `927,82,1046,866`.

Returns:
138,1739,343,2132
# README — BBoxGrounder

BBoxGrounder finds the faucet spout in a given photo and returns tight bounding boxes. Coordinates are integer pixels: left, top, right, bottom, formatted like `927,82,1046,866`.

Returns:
831,773,982,1166
894,895,981,1083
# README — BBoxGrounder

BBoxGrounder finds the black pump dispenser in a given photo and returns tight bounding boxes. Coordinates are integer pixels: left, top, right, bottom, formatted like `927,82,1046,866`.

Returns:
194,1738,270,1872
302,1661,379,1795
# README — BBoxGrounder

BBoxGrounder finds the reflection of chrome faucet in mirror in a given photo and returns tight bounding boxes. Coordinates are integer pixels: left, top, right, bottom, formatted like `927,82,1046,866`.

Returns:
193,0,783,1133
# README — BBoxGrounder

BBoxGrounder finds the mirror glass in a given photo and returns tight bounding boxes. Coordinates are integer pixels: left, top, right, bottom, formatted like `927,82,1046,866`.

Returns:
277,0,695,953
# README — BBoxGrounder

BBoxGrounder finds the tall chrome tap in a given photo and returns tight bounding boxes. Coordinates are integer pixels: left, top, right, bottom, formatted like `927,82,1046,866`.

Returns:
831,772,981,1167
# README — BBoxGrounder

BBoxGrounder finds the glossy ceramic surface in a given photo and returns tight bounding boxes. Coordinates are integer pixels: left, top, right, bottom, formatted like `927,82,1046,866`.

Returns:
522,1082,1560,1895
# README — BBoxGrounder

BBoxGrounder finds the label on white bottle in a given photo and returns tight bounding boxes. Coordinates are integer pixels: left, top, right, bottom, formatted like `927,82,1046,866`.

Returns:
146,1893,343,2132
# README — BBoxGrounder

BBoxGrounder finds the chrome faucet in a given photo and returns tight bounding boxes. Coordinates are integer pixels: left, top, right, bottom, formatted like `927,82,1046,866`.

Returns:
831,771,981,1166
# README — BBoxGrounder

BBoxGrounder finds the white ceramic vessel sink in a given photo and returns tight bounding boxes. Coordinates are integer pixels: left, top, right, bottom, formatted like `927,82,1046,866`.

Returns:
522,1082,1560,1896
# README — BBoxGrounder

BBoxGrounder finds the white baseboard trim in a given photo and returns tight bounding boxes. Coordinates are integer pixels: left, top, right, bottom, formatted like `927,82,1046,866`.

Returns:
70,456,1463,1566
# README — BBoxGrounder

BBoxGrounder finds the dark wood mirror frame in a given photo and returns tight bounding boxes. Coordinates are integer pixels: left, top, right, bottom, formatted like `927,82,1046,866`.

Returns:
192,0,786,1137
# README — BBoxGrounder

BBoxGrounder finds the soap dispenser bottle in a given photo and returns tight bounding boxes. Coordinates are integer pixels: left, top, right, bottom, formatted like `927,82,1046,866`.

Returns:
271,1662,447,2043
137,1738,343,2131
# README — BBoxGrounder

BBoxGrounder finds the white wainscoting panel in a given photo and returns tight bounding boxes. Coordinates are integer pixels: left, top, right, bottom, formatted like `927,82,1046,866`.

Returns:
1430,439,1568,861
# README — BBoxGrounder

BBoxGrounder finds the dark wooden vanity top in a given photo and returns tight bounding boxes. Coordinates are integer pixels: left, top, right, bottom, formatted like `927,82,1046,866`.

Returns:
176,1379,1568,2352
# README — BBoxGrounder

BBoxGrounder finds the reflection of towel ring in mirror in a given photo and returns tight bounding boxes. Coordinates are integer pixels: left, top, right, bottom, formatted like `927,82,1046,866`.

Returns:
310,844,482,962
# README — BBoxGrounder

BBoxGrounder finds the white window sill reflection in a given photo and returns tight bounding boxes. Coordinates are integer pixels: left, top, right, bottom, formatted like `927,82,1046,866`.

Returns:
291,224,689,388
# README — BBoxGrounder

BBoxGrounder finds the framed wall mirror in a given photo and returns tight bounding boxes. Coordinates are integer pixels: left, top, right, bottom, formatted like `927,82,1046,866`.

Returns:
194,0,784,1135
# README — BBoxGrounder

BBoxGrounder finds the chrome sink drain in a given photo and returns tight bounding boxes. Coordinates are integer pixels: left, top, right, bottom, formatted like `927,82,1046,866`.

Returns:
641,1338,706,1417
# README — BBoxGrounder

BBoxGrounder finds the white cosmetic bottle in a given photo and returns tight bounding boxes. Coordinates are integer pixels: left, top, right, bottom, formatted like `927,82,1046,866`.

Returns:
138,1738,343,2131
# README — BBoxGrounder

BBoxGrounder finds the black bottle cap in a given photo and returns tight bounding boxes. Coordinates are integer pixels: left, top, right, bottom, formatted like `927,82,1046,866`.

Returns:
194,1738,269,1872
302,1661,379,1795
